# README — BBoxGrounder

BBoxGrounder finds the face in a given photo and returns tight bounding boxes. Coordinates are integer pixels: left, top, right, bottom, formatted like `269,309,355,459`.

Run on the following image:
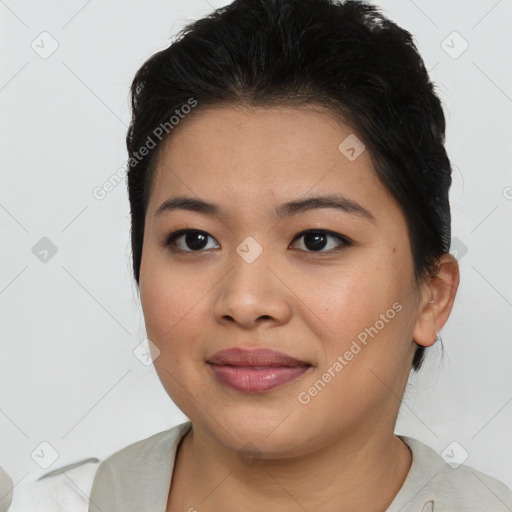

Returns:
139,105,429,458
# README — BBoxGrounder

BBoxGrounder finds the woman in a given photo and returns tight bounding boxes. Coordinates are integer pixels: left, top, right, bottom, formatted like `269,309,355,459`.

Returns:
88,0,512,510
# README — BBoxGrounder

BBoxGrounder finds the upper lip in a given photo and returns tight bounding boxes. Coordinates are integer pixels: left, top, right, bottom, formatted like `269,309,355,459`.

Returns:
207,348,311,367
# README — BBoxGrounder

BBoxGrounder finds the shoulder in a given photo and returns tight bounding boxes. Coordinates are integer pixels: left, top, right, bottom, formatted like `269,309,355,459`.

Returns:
393,435,512,511
97,421,191,469
88,421,192,512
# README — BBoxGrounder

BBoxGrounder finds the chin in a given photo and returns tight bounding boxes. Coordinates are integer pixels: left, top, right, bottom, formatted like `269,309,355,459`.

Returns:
194,405,317,458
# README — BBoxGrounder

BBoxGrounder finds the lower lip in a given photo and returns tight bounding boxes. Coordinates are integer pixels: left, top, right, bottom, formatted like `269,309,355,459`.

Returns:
207,364,310,392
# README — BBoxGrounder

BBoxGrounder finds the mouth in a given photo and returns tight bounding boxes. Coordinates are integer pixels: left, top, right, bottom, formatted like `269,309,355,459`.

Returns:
206,347,313,393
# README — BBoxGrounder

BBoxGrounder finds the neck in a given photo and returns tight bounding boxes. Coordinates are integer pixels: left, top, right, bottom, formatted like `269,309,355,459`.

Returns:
170,418,412,512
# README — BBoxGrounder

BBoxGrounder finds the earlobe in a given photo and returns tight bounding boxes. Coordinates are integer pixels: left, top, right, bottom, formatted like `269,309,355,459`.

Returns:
412,253,460,348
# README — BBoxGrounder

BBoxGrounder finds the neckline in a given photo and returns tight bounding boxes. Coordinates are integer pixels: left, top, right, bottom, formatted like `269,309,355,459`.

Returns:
164,424,435,511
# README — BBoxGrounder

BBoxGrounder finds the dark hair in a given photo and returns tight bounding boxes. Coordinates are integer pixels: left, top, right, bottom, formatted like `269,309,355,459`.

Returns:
126,0,452,372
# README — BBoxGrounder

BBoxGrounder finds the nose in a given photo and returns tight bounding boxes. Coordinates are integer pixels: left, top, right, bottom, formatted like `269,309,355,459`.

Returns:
212,245,293,330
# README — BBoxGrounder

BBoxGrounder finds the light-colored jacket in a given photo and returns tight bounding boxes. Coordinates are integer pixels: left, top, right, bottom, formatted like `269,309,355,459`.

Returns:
88,421,512,512
6,458,100,512
0,466,13,512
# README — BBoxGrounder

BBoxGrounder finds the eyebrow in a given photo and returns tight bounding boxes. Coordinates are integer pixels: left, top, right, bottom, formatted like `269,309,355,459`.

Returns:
155,194,376,223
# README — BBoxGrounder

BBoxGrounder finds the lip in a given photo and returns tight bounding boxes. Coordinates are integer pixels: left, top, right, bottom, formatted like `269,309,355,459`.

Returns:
206,348,312,393
207,347,310,367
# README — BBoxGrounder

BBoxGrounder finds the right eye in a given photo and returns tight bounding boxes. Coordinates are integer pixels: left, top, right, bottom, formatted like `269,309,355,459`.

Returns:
164,229,220,252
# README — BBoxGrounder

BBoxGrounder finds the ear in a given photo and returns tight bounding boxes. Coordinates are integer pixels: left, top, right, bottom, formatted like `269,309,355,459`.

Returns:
412,253,460,347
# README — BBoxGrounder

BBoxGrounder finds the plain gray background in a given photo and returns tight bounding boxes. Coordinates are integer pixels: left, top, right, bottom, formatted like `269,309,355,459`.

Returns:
1,0,511,499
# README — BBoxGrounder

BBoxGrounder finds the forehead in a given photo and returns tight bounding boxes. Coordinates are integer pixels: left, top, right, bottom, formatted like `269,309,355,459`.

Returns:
148,104,399,220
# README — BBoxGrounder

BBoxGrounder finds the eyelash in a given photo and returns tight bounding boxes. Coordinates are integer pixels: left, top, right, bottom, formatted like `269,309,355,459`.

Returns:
163,229,352,254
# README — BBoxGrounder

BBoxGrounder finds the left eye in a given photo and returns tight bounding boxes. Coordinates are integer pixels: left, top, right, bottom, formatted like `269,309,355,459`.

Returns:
289,230,351,253
165,230,220,252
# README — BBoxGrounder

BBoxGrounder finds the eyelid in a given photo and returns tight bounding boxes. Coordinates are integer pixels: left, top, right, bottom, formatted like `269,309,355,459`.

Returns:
291,228,351,243
289,229,352,252
164,229,220,252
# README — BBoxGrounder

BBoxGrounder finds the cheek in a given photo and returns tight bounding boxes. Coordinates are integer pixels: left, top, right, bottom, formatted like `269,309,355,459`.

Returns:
140,263,213,410
300,259,409,362
293,264,412,419
140,260,209,356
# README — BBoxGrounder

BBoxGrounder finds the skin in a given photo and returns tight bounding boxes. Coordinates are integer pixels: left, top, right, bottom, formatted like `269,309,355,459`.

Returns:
138,104,460,512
